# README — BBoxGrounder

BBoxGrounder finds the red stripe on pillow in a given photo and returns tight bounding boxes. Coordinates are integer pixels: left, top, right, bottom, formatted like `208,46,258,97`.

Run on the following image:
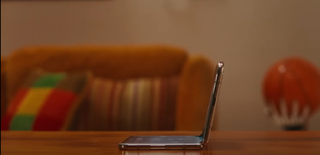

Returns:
95,80,108,130
106,82,117,131
1,89,29,131
167,77,178,129
151,79,161,130
32,89,76,131
131,80,139,130
158,78,167,130
79,98,89,131
149,81,155,130
112,82,125,131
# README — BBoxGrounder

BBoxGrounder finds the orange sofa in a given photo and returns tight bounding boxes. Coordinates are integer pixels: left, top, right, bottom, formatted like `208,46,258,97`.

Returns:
1,45,217,131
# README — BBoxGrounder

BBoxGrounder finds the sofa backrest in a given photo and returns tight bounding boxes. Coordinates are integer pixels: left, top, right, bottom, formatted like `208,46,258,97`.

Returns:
5,45,188,101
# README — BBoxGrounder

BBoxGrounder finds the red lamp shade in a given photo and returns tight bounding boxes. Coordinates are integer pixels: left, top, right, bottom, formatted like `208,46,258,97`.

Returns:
263,57,319,130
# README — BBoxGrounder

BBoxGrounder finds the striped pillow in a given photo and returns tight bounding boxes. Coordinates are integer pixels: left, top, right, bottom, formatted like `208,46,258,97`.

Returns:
73,77,179,131
1,70,91,131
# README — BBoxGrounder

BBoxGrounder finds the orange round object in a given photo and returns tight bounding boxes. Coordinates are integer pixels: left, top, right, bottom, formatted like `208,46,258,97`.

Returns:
263,57,320,121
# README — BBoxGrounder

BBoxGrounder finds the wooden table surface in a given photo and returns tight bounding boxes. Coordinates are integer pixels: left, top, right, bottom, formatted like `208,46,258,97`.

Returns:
1,131,320,155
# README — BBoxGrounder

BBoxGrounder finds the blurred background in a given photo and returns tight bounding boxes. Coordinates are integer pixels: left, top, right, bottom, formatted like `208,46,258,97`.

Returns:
1,0,319,131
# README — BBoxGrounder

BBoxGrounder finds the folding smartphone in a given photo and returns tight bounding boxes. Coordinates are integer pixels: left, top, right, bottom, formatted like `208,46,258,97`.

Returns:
119,62,225,150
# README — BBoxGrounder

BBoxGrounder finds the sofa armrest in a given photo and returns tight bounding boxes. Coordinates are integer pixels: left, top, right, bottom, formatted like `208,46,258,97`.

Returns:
176,55,217,131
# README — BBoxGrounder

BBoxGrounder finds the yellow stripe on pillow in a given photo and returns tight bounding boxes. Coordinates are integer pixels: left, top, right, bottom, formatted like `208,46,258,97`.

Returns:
74,77,179,131
152,79,161,130
110,82,124,130
16,88,52,115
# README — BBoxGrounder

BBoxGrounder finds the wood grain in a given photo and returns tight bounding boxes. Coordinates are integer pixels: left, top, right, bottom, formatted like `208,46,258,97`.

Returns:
1,131,320,155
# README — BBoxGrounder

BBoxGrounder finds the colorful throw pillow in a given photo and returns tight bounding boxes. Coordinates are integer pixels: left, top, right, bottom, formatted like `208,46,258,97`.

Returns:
72,77,179,131
1,70,91,131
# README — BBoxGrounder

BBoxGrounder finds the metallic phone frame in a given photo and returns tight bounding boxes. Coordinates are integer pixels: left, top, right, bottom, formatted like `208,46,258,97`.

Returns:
119,137,203,150
200,62,224,144
119,62,225,150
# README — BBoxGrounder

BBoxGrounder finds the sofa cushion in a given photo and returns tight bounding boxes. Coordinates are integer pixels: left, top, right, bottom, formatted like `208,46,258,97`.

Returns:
72,77,179,131
6,45,187,104
1,70,91,131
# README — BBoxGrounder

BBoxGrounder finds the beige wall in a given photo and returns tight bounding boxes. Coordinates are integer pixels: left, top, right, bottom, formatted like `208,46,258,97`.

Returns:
1,0,319,130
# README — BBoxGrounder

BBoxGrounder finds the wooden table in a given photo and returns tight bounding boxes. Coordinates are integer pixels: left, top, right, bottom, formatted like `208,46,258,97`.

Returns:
1,131,320,155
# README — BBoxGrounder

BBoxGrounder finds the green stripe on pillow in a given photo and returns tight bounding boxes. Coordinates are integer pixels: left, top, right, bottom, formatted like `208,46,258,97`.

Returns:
10,115,35,131
32,74,65,88
73,77,179,131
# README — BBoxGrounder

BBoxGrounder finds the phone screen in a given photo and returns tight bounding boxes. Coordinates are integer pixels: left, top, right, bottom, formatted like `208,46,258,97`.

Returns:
122,136,202,144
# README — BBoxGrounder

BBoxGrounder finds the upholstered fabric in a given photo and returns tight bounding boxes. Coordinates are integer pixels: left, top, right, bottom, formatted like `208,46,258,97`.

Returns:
1,70,91,131
72,77,179,131
5,45,187,102
176,56,216,131
2,45,217,131
1,58,7,119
